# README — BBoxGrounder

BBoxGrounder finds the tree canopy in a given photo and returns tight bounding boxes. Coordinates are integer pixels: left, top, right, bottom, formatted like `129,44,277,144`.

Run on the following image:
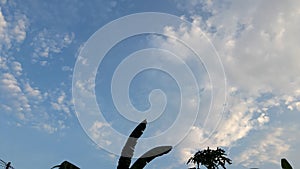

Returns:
187,147,232,169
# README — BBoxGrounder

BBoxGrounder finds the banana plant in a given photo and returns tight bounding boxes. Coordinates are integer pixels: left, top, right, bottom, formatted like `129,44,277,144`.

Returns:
281,158,293,169
117,120,172,169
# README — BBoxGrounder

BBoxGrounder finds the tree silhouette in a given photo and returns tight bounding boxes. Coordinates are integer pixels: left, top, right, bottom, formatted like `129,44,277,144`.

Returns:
187,147,232,169
117,119,172,169
51,161,80,169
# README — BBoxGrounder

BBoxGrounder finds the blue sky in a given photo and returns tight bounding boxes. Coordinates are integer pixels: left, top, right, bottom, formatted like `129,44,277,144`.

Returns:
1,0,300,169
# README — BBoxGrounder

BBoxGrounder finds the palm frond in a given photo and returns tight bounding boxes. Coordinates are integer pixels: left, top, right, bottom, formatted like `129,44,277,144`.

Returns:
129,146,172,169
117,120,147,169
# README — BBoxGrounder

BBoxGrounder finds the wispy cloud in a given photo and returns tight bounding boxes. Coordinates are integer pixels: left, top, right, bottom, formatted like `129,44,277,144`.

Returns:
0,6,28,50
0,3,74,134
150,0,300,167
0,72,31,115
30,29,75,65
50,91,73,117
235,127,290,167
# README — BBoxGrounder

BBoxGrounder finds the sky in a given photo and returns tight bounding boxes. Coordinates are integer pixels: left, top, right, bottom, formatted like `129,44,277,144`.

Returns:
1,0,300,169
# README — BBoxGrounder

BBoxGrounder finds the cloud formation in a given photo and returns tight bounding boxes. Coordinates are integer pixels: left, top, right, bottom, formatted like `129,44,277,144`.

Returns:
30,29,75,65
0,6,28,50
0,3,74,134
151,0,300,167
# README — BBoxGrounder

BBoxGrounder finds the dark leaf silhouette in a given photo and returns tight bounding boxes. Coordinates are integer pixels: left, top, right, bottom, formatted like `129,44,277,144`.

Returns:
117,120,147,169
130,146,172,169
117,119,172,169
281,158,293,169
0,159,14,169
51,161,80,169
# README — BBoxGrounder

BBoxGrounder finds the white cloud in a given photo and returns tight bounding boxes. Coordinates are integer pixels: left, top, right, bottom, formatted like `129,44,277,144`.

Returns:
89,121,113,146
24,82,42,99
235,128,290,167
38,123,58,134
74,77,95,97
11,61,22,76
0,2,74,135
175,0,214,15
0,56,8,69
0,72,71,133
50,91,72,116
257,113,270,125
0,6,31,119
0,8,7,38
295,102,300,111
13,17,27,42
31,29,75,63
204,1,300,98
0,6,28,50
0,72,31,114
0,56,68,134
62,65,73,72
174,95,268,164
147,0,300,167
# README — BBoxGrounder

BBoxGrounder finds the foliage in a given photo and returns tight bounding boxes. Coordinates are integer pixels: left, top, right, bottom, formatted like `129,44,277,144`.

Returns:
51,161,80,169
187,147,232,169
130,146,172,169
0,159,14,169
117,119,172,169
281,158,293,169
117,120,147,169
